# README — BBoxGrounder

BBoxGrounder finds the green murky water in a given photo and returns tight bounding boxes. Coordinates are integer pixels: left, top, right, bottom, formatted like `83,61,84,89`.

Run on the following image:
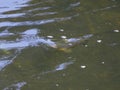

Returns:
0,0,120,90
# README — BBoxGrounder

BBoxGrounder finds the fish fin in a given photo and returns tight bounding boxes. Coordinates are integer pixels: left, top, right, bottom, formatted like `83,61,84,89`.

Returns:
58,48,72,53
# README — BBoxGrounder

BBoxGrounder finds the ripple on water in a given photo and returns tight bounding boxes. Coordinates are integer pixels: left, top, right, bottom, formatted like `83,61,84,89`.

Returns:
0,0,31,13
3,81,27,90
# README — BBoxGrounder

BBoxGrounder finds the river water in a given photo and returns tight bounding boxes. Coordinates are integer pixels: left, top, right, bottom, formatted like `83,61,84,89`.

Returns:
0,0,120,90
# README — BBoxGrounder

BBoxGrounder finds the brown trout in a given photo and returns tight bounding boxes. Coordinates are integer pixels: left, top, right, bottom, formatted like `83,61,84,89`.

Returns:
50,34,93,52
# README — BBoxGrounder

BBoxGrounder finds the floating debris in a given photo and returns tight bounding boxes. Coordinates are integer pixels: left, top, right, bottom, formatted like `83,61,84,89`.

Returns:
97,40,102,43
47,35,54,38
113,29,119,32
85,45,88,47
55,84,59,87
61,36,67,39
59,29,64,32
101,62,105,64
80,65,86,69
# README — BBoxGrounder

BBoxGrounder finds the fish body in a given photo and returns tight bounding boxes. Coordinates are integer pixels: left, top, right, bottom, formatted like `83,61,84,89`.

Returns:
0,28,93,53
51,34,93,52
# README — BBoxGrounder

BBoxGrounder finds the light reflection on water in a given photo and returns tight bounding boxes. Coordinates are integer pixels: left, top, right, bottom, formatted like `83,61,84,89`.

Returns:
0,28,56,50
0,16,73,28
3,81,27,90
0,0,120,90
39,60,75,75
55,60,74,71
0,28,93,72
0,29,14,37
0,49,20,71
0,0,30,13
0,60,12,71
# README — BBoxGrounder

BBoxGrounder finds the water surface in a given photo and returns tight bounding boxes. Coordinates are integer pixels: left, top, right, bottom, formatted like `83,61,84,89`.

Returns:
0,0,120,90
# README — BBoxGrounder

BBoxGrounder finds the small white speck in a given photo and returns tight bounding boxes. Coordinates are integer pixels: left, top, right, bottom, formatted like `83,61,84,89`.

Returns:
80,65,86,69
62,73,66,77
114,29,119,32
85,45,88,47
61,36,67,39
60,29,64,32
18,65,22,68
37,76,41,79
56,84,59,87
101,62,105,64
97,40,102,43
47,36,53,38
